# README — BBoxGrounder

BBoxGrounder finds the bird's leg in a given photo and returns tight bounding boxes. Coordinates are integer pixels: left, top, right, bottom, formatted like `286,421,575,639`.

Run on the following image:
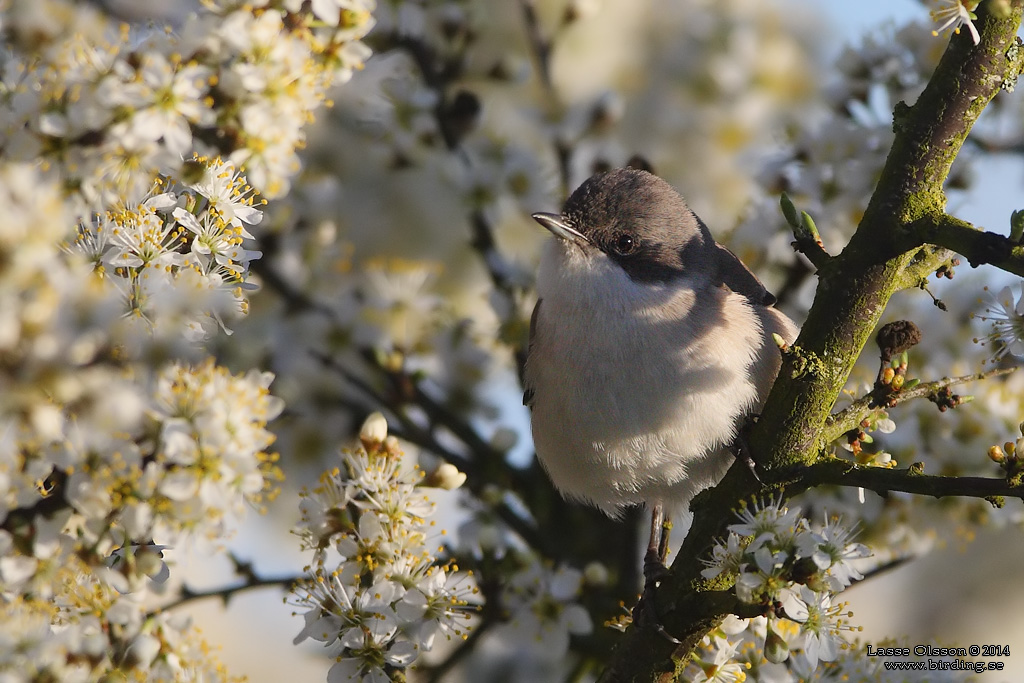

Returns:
634,503,680,643
643,503,670,583
658,513,672,565
730,415,763,485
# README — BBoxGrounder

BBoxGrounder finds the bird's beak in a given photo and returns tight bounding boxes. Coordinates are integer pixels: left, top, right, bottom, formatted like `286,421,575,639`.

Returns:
531,212,590,245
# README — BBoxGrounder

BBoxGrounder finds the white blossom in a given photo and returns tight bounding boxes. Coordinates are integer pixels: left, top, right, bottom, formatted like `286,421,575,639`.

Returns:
930,0,981,45
496,561,593,659
293,416,476,678
974,284,1024,359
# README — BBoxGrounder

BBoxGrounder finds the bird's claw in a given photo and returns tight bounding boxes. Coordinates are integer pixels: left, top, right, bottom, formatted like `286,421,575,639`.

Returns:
731,415,763,485
643,548,671,584
632,550,681,644
737,448,762,484
632,588,681,644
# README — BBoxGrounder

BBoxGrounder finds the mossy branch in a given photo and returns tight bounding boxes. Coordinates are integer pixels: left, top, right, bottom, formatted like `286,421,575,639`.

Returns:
893,243,957,291
913,212,1024,276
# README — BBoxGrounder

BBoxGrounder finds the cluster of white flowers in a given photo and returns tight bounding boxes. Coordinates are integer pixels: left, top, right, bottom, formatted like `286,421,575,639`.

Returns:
700,498,871,675
242,237,503,474
0,0,376,675
0,0,375,205
0,582,245,683
292,413,476,682
495,560,593,660
0,178,285,676
685,633,748,683
688,618,973,683
70,156,266,341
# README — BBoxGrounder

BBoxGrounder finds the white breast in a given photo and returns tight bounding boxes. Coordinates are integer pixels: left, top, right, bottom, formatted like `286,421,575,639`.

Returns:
525,240,793,516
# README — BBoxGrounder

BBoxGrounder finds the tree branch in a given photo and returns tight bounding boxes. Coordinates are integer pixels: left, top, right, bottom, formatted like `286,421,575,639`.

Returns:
912,212,1024,277
893,243,957,292
851,555,913,586
787,458,1024,502
823,366,1017,443
422,617,496,683
518,0,554,94
155,553,301,616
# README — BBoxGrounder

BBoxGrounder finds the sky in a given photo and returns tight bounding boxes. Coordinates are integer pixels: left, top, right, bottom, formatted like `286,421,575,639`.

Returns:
816,0,925,39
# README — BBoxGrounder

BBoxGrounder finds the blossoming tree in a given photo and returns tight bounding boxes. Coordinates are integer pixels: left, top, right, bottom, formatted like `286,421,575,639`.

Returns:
2,0,1024,682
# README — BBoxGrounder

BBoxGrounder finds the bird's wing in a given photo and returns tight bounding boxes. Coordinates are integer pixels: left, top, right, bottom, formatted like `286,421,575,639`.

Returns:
522,298,541,407
714,243,776,306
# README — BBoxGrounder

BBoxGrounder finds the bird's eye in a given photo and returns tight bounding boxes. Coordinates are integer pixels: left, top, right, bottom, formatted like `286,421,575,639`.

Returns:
612,233,636,255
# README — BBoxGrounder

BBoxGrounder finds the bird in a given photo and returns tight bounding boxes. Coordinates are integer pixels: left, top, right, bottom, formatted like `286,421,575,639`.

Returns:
523,168,799,626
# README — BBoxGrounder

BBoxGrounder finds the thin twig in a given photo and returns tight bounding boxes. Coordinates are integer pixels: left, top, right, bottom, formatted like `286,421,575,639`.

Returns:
159,574,301,614
518,0,554,94
311,350,475,474
849,555,914,587
786,457,1024,502
422,617,496,683
156,552,303,617
823,366,1017,443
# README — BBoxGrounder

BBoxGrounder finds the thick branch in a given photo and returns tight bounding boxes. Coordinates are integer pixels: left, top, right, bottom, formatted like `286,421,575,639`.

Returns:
757,3,1024,473
915,212,1024,276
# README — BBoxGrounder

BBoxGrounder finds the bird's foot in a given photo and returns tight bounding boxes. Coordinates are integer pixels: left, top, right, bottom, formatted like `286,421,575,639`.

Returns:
631,549,681,644
643,547,671,584
731,415,763,485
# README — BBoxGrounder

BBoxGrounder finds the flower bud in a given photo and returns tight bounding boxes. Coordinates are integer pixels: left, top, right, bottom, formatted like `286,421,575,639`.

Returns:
124,634,161,668
427,463,467,490
137,547,166,580
799,210,822,247
359,412,388,447
780,192,800,228
988,445,1006,463
764,624,790,664
583,561,609,586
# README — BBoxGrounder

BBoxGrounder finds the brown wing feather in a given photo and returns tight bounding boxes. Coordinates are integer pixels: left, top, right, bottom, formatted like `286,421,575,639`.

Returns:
714,243,776,306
